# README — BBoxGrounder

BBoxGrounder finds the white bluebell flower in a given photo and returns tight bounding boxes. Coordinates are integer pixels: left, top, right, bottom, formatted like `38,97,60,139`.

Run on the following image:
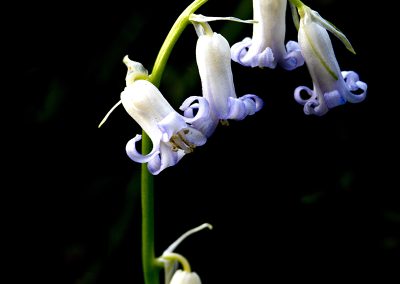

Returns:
121,56,207,174
293,5,367,116
181,22,263,137
231,0,304,70
170,270,201,284
159,223,212,284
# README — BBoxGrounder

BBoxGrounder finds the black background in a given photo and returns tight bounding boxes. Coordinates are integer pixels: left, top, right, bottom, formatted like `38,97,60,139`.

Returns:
8,0,399,283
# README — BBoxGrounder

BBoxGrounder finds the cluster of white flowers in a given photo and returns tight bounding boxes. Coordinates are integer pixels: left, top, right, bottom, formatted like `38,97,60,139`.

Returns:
109,0,367,177
101,1,368,283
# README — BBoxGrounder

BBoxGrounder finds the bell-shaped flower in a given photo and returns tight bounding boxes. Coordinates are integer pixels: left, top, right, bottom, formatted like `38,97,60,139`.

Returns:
181,21,263,137
170,270,201,284
159,223,212,284
120,56,207,174
231,0,304,70
293,4,367,116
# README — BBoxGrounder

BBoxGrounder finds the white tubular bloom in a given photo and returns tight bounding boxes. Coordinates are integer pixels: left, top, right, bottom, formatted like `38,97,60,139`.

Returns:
231,0,304,70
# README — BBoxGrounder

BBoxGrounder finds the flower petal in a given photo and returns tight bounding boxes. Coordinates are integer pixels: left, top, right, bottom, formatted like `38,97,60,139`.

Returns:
231,37,276,68
294,86,328,116
179,96,210,124
281,40,304,70
158,112,189,143
125,134,160,163
183,127,207,147
170,270,201,284
226,94,264,120
294,86,315,105
257,47,276,68
180,96,218,138
121,80,176,142
299,9,340,82
324,90,346,109
240,94,264,113
227,97,247,120
147,142,181,175
231,0,303,70
342,71,367,103
304,99,328,116
196,32,236,118
231,37,253,66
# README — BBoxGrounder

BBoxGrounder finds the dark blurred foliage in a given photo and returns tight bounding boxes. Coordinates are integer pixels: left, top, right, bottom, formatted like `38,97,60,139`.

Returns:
7,0,399,283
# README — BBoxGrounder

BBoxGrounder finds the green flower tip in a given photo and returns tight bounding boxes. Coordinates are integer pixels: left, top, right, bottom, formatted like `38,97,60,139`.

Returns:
123,55,149,86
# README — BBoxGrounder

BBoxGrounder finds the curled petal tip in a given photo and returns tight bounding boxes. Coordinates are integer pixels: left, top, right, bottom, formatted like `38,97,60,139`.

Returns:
126,134,160,163
342,71,367,103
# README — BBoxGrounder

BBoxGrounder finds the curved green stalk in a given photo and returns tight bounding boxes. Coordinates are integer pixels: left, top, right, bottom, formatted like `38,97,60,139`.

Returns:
148,0,208,86
141,1,208,284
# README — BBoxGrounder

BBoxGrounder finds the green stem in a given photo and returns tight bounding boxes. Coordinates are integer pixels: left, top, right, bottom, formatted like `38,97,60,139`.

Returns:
148,0,208,86
141,132,162,284
141,1,208,284
288,0,304,8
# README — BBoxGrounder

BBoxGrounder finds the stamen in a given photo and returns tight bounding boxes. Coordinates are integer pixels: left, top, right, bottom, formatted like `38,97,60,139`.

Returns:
169,137,180,152
168,130,197,154
177,131,196,152
170,135,190,153
220,119,229,126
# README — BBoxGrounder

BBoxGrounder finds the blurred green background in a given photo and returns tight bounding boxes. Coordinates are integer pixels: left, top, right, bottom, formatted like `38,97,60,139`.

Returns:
10,0,399,283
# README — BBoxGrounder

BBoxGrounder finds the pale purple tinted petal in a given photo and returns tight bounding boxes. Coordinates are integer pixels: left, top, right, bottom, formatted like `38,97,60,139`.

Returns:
192,114,218,138
342,71,367,103
184,127,207,147
147,154,161,175
231,38,275,68
257,47,276,68
294,86,328,116
231,37,252,66
226,94,264,120
126,134,160,163
324,90,346,108
241,94,264,113
304,99,328,116
303,100,318,115
147,142,180,175
182,103,197,118
294,86,315,105
179,96,210,124
241,97,256,116
227,97,247,120
158,112,188,143
342,71,359,89
180,96,218,138
281,40,305,70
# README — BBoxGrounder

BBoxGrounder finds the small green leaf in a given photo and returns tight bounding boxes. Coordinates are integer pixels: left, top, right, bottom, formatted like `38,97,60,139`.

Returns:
311,10,356,54
289,2,300,31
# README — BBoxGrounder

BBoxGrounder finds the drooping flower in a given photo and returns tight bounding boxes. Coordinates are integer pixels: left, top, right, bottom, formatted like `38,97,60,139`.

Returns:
159,223,212,284
181,21,263,137
170,270,201,284
231,0,304,70
121,56,207,175
293,4,367,116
